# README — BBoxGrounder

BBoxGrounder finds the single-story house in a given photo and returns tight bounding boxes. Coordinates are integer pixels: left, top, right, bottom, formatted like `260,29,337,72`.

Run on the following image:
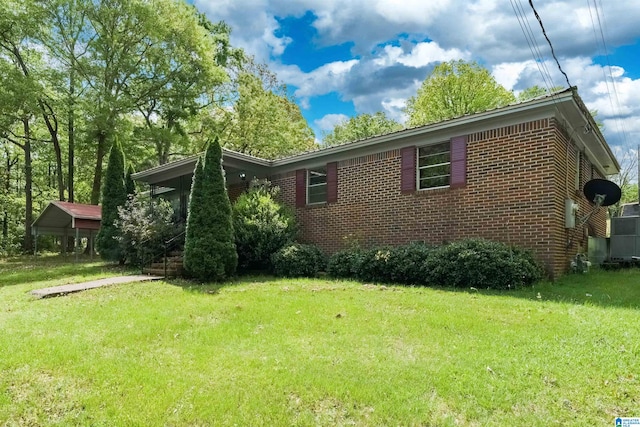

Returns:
133,87,620,278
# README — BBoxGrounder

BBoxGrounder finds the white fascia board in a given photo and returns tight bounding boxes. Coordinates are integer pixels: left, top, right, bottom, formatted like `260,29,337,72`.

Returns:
132,149,273,184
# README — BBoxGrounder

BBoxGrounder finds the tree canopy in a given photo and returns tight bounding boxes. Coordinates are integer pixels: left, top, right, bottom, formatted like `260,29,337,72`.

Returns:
405,60,515,127
322,112,403,146
0,0,318,254
204,57,316,159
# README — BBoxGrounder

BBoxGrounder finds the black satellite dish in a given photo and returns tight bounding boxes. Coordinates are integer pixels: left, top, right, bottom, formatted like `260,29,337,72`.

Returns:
583,179,621,207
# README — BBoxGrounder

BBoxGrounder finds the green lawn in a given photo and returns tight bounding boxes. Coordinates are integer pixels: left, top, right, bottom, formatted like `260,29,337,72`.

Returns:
0,257,638,426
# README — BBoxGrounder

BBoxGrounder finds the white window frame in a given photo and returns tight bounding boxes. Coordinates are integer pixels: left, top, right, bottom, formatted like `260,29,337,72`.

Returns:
307,167,327,204
417,142,451,190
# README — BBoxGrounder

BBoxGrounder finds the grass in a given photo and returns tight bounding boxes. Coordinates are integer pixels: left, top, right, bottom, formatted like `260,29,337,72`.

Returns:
0,257,638,426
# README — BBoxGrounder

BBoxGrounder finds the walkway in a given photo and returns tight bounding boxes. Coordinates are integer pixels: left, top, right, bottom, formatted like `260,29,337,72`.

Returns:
31,275,163,299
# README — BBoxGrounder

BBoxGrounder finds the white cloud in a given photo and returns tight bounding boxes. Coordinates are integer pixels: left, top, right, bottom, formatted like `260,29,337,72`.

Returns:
194,0,640,152
372,0,452,25
374,42,468,68
492,61,535,91
315,114,349,131
274,59,359,105
261,17,292,56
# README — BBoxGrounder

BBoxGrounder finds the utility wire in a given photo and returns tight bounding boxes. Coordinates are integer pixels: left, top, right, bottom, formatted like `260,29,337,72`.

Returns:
588,0,630,148
510,0,556,94
528,0,572,88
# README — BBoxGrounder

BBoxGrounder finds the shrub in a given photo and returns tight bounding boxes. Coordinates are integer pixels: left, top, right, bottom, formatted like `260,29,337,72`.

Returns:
354,247,394,283
232,180,297,270
424,239,543,289
184,138,237,282
327,248,363,279
115,194,178,266
271,243,326,278
386,242,434,285
327,242,434,285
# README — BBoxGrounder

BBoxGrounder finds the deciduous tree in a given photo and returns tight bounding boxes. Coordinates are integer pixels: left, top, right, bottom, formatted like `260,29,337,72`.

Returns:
405,60,515,127
323,112,402,146
206,57,315,159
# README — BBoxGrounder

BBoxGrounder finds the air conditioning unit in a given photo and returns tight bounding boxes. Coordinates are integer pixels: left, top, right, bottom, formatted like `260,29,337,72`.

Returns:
610,215,640,261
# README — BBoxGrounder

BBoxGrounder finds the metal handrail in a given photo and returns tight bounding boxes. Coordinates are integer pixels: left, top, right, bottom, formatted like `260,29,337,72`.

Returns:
140,228,186,277
163,230,186,278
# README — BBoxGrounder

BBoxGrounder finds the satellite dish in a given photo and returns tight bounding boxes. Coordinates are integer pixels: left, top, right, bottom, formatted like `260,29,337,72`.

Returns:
583,179,621,207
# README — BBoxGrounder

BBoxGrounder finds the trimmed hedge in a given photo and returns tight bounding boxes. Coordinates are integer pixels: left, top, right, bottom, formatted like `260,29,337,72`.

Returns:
271,243,326,278
424,239,543,289
327,242,434,285
326,248,363,279
327,239,542,289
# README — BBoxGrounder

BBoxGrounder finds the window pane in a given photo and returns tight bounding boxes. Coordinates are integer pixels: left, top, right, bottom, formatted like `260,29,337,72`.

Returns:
308,184,326,204
420,175,450,188
419,142,449,156
418,152,450,167
307,167,327,204
309,168,327,186
417,142,451,190
420,164,450,178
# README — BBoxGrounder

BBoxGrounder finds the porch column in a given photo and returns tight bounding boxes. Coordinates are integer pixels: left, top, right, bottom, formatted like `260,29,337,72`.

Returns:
34,227,38,256
75,228,79,263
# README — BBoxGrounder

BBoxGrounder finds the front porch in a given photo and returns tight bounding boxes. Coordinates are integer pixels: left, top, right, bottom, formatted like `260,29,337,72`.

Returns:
132,149,271,220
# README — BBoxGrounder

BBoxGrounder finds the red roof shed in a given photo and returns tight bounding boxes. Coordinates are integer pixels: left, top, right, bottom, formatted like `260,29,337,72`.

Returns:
32,201,101,238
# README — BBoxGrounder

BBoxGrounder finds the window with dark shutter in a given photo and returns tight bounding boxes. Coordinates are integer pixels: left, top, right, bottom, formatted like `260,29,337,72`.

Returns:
401,146,416,193
295,169,306,207
327,162,338,203
307,167,327,204
450,135,467,188
418,142,450,189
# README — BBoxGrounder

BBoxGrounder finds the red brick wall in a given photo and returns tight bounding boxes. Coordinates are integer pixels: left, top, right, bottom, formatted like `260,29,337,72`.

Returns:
271,118,607,278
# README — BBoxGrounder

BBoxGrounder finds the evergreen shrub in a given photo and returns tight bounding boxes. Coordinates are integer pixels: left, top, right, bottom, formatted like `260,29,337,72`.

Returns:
424,239,543,289
96,139,127,262
271,243,326,278
183,138,237,282
386,242,434,285
326,248,363,279
327,241,433,285
232,180,297,271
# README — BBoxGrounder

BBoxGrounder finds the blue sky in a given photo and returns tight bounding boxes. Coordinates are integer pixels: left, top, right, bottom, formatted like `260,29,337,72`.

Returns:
194,0,640,166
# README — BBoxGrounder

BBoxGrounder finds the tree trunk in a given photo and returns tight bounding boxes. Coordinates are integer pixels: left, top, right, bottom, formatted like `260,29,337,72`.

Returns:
8,43,65,201
2,149,10,241
68,72,75,203
38,100,65,201
22,118,33,253
90,131,108,205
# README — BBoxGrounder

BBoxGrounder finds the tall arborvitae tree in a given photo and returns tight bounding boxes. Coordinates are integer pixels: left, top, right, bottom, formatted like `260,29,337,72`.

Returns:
96,139,127,262
183,137,237,281
125,164,136,198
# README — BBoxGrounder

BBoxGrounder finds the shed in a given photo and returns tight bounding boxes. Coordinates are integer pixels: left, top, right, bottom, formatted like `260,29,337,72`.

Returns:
32,201,102,257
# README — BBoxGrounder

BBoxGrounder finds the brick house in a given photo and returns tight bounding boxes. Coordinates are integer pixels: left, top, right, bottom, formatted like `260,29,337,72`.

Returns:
133,88,619,278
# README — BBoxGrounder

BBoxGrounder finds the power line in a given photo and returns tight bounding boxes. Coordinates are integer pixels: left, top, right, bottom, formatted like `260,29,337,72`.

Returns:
587,0,630,148
528,0,572,88
509,0,558,94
